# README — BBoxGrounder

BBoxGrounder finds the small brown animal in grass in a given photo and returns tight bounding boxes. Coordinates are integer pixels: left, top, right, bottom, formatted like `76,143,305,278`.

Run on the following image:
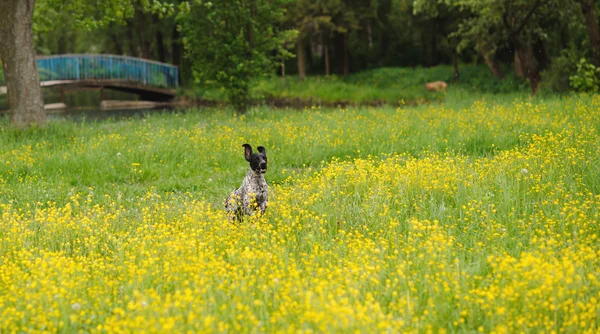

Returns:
425,81,448,92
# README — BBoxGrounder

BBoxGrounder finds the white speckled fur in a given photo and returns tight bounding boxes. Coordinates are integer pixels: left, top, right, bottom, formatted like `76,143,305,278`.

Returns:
225,169,269,221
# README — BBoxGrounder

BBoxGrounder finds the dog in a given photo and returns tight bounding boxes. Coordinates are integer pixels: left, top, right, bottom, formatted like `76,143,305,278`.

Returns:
225,144,269,222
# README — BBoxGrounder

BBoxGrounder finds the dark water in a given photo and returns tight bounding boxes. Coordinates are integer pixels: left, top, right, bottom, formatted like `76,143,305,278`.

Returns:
0,88,182,121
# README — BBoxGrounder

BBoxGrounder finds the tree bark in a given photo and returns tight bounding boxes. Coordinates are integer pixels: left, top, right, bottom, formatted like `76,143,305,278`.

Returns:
0,0,46,127
171,25,182,66
343,32,349,76
153,17,167,62
514,41,541,94
333,32,345,74
126,20,138,57
480,47,504,78
297,39,306,80
532,38,549,71
452,51,460,82
514,50,524,77
324,42,330,77
305,42,313,72
109,25,124,55
135,8,151,59
367,20,373,50
503,9,541,93
579,0,600,67
431,20,438,66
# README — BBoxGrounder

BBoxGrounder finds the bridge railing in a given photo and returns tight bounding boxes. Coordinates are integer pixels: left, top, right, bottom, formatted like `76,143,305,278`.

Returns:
0,54,179,89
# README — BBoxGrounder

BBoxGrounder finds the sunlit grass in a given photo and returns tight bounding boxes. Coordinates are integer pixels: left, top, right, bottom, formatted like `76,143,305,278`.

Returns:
0,94,599,332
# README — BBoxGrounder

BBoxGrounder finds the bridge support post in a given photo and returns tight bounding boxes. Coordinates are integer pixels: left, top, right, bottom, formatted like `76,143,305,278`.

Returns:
100,86,105,101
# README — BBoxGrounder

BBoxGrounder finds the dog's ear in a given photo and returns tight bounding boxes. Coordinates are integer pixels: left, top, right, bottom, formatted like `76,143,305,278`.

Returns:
243,144,253,161
257,146,266,155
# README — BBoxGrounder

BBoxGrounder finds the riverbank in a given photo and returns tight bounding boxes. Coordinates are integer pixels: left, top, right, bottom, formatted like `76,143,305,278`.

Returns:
0,65,530,113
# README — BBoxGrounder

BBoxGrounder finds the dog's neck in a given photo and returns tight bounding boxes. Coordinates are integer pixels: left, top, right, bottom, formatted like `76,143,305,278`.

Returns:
245,169,265,181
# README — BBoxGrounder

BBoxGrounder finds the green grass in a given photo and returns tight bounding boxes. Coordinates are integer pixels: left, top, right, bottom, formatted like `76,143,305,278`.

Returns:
0,93,589,209
186,64,530,105
0,93,599,332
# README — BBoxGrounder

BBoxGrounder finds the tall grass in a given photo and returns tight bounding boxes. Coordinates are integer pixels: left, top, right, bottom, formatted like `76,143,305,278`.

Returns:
0,94,599,332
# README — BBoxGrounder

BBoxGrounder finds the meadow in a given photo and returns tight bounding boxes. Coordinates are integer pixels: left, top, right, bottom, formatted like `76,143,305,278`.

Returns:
0,93,599,332
185,64,529,106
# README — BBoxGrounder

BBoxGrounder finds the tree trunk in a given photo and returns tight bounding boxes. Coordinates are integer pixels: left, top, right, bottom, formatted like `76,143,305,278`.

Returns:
110,25,124,55
135,8,151,59
334,32,345,74
0,0,46,127
154,17,167,62
579,0,600,67
430,20,438,66
297,39,306,80
281,56,285,81
532,38,549,71
343,32,349,76
57,24,69,54
367,21,373,50
245,0,256,50
452,51,460,81
155,30,166,62
514,50,524,77
324,42,330,77
480,47,504,78
305,42,313,72
514,41,540,94
171,26,182,66
126,20,138,57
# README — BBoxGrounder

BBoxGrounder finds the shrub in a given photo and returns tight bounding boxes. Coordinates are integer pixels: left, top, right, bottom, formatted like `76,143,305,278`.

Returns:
570,58,600,92
540,50,579,93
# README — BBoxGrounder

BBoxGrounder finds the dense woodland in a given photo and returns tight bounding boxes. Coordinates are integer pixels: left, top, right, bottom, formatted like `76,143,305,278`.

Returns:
29,0,600,94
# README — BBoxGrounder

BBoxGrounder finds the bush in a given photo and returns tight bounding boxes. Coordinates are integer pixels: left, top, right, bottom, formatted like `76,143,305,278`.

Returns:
540,50,579,93
570,58,600,92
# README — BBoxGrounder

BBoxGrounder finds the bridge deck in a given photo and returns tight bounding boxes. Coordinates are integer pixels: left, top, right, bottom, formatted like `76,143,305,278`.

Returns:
1,80,176,101
0,54,179,101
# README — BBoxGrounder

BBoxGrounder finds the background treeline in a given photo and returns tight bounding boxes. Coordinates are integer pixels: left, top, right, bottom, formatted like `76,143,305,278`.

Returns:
30,0,600,94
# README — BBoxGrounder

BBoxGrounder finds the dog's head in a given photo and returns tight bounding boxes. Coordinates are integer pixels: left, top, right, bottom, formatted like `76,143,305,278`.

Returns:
243,144,267,174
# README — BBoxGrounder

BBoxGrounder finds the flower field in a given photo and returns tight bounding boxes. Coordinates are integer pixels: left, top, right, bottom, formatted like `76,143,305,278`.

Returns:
0,95,599,332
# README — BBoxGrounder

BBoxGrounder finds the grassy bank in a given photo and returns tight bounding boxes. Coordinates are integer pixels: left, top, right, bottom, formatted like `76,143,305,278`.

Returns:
0,94,599,332
186,64,529,105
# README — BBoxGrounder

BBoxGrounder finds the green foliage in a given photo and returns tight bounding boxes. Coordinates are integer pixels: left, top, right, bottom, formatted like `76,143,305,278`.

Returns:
539,49,580,93
34,0,132,31
570,58,600,92
446,0,572,52
178,0,296,113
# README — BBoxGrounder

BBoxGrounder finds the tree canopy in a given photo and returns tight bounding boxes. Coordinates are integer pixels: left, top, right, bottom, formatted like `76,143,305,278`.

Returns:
178,0,296,113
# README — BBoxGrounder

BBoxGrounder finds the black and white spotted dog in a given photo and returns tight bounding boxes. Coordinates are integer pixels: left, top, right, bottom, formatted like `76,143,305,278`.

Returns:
225,144,268,221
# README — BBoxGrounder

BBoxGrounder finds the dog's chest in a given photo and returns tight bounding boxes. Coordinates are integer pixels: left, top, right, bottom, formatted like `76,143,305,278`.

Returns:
245,177,268,199
239,172,268,200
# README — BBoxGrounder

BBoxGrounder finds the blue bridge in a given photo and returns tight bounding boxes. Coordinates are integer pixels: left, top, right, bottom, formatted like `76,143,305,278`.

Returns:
0,54,179,101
